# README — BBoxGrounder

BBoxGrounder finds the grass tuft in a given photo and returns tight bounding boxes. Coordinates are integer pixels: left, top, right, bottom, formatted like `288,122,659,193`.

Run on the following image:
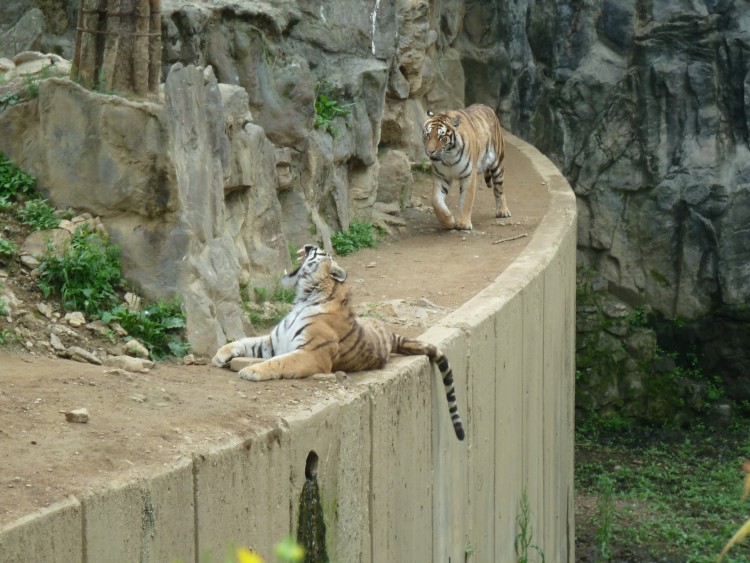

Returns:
331,220,379,256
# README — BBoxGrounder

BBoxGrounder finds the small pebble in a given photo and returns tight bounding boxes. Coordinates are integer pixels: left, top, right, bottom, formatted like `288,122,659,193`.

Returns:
64,408,90,423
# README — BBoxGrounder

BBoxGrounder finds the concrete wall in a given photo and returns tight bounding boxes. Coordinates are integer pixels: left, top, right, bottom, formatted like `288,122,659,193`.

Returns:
0,133,577,562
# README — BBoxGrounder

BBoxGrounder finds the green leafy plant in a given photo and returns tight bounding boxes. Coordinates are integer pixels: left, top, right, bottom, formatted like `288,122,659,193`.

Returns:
314,89,352,137
331,220,379,256
627,306,648,327
0,329,16,345
0,91,20,108
0,152,36,206
412,155,432,173
36,228,123,316
23,74,41,100
0,236,17,261
15,198,60,230
102,298,189,359
273,286,295,304
0,284,15,345
514,490,545,563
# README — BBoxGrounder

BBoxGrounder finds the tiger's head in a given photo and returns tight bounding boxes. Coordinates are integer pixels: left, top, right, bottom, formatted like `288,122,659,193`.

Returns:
422,111,461,163
282,244,347,301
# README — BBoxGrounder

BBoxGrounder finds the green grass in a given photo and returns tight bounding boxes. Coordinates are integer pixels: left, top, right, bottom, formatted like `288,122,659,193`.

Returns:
515,490,545,563
576,423,750,562
594,473,616,560
331,220,379,256
241,283,295,328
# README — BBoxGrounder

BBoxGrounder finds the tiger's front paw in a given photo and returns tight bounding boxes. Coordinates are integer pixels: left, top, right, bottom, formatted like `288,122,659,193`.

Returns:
238,367,278,381
212,343,241,368
437,216,457,230
455,220,473,231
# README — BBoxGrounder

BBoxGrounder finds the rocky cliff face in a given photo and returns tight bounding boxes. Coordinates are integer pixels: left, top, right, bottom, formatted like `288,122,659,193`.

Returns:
457,1,748,313
1,0,749,399
456,0,750,397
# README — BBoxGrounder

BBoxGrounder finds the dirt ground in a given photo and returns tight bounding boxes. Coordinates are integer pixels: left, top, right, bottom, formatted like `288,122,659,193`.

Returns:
0,142,550,527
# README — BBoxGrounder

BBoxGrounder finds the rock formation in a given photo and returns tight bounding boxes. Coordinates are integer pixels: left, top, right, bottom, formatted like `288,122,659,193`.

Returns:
455,0,750,401
0,0,454,355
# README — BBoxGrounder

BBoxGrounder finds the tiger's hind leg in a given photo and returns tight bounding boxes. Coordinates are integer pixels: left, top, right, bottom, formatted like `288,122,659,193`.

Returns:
488,162,510,218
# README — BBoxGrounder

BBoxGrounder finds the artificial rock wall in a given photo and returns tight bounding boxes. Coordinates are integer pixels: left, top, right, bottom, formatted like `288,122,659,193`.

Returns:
0,0,473,356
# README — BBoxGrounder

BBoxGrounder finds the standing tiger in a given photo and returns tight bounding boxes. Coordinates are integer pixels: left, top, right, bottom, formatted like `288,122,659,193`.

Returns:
212,244,466,441
422,103,508,230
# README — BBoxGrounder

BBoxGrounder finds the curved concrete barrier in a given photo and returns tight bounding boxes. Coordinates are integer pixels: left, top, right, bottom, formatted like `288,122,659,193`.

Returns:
0,133,576,563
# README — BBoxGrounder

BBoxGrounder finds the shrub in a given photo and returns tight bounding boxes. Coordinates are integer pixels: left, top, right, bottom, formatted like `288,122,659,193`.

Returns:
15,198,60,230
0,152,36,206
0,92,20,108
103,298,189,359
331,220,378,256
314,92,352,137
0,236,17,261
36,228,123,316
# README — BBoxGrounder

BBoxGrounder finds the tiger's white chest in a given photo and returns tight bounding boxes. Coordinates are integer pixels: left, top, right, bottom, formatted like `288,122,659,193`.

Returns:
435,144,496,178
274,302,324,354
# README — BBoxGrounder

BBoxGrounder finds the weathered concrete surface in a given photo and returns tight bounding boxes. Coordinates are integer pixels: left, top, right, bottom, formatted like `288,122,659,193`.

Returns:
0,134,576,562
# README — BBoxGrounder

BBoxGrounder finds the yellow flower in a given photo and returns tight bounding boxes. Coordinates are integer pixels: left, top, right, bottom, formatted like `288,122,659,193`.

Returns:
236,547,264,563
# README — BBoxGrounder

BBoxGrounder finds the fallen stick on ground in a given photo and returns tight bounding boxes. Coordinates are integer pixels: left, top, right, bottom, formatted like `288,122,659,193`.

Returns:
492,233,528,245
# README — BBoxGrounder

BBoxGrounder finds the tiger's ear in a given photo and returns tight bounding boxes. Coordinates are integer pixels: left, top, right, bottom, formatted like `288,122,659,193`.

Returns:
427,110,434,117
451,115,461,127
330,263,347,283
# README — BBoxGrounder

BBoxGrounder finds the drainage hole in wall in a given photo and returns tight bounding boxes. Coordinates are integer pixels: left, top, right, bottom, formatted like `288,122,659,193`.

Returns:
305,450,319,481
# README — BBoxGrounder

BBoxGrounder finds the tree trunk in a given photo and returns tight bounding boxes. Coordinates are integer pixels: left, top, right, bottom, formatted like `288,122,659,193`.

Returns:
133,0,149,96
148,0,162,93
71,0,161,95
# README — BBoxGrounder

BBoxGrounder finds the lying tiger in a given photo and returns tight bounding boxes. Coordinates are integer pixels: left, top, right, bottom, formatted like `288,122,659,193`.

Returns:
422,103,508,230
212,244,465,441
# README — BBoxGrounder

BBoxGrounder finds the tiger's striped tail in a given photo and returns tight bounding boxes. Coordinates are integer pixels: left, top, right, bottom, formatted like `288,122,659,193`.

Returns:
391,334,465,440
432,350,466,441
